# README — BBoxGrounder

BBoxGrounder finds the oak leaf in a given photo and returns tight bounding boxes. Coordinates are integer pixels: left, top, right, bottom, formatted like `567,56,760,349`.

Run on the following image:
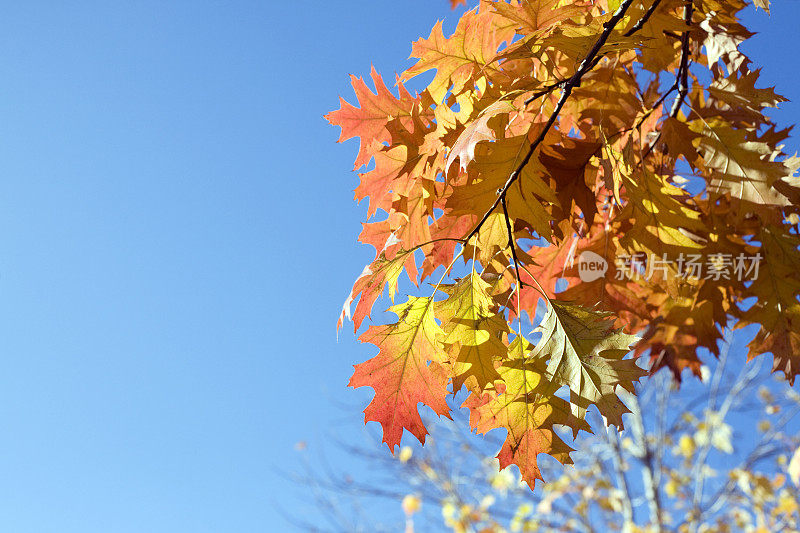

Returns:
326,67,421,169
533,301,644,426
350,296,451,449
468,335,590,489
436,273,509,392
402,7,515,104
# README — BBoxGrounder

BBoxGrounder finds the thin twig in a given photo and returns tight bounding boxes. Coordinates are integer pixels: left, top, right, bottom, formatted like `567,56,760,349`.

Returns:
524,0,662,107
523,78,568,106
624,0,664,37
698,403,800,524
643,0,694,159
501,195,524,291
669,0,694,118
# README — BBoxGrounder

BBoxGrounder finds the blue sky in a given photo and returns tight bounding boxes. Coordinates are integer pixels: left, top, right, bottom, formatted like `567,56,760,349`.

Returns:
0,1,798,531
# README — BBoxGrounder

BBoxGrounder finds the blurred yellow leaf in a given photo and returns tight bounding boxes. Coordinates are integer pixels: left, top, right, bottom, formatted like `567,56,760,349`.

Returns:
402,494,421,516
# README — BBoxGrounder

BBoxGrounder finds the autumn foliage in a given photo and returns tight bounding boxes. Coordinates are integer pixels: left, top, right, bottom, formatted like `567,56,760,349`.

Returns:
327,0,798,489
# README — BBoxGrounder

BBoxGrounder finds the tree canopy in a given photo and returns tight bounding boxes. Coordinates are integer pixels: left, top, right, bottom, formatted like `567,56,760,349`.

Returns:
327,0,800,489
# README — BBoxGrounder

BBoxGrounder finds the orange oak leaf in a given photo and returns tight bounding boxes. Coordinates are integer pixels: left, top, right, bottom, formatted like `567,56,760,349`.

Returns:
354,146,409,218
739,228,800,384
350,296,451,449
326,67,421,169
539,136,602,226
340,246,412,332
402,7,515,104
491,0,584,36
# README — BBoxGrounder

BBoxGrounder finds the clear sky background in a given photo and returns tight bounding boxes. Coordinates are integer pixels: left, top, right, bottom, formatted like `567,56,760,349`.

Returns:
0,1,798,532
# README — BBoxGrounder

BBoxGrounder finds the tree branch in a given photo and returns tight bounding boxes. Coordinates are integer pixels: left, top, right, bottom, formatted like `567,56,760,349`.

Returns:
669,0,694,118
463,0,639,244
523,0,664,107
622,389,664,533
607,428,635,533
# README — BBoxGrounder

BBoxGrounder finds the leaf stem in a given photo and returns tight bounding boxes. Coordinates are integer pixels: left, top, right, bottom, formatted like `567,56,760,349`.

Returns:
518,261,553,307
